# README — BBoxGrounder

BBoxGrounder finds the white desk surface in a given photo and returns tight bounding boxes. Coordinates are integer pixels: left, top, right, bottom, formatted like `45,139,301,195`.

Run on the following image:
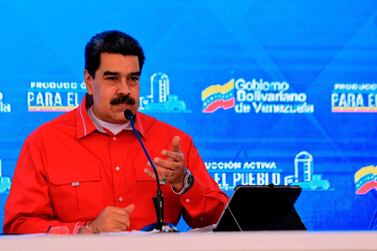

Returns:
1,231,377,251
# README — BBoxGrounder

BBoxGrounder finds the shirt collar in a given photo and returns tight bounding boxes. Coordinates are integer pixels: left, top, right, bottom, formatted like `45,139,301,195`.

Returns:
75,95,145,139
88,107,131,135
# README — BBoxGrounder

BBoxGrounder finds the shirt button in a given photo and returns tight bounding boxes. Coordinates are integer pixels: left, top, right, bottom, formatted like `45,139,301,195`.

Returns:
185,198,190,203
113,137,117,141
200,217,204,221
118,197,124,202
115,166,120,171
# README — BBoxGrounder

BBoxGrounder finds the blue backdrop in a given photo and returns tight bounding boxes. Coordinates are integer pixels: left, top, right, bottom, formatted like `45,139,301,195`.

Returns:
0,0,376,232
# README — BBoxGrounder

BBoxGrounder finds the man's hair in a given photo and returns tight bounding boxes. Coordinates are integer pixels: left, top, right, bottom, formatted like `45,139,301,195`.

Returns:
85,30,145,77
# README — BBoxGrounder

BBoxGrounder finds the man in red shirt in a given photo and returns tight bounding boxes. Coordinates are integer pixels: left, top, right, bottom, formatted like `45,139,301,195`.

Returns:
3,30,228,234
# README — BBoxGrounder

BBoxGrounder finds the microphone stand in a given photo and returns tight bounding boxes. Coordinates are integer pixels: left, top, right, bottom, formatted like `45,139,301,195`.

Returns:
124,110,178,232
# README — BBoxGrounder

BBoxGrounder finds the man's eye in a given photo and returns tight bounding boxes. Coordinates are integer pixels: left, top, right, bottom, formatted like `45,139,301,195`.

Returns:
129,76,140,81
105,76,118,80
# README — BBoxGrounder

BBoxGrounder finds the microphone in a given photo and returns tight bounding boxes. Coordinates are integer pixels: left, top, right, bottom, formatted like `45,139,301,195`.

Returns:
124,109,178,232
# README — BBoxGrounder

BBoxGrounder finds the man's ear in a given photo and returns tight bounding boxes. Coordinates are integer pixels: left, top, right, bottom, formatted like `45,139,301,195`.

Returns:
84,70,94,95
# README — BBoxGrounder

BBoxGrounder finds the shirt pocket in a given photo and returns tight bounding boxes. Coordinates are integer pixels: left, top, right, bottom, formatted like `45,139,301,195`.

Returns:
134,164,181,225
134,165,161,195
134,164,177,199
135,164,171,187
48,164,102,222
133,165,169,225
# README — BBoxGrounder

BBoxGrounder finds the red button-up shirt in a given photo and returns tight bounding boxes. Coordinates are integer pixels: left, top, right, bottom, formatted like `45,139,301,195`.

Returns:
3,98,228,234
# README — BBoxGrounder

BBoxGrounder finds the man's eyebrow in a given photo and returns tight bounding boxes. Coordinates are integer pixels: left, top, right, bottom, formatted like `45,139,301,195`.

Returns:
103,71,120,76
129,71,141,76
102,71,141,76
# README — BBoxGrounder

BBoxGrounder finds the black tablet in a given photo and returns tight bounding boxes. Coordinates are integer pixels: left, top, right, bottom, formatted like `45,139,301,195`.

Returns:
213,185,306,231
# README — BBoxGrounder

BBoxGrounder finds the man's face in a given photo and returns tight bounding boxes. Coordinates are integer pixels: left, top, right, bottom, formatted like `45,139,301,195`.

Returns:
85,53,140,124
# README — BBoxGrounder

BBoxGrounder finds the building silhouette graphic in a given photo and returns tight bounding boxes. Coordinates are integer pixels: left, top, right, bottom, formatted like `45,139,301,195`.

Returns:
0,159,11,193
285,151,331,191
139,72,190,113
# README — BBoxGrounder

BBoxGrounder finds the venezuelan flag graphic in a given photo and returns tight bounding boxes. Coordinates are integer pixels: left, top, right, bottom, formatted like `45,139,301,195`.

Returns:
202,79,235,113
354,165,377,194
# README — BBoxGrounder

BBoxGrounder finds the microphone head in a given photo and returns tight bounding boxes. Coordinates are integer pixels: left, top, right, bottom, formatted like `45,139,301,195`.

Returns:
124,109,135,123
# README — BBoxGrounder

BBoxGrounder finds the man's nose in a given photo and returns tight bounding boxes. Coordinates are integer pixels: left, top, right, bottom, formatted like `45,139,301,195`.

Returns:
118,77,131,95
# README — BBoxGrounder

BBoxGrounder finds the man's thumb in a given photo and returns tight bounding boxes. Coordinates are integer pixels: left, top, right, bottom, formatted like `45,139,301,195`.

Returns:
172,136,182,153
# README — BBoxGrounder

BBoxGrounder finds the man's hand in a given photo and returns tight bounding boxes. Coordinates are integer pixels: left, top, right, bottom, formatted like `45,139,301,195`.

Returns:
145,136,186,192
87,204,135,233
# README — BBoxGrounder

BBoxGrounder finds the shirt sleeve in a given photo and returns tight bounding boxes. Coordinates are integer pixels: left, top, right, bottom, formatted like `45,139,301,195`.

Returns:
3,136,86,234
179,139,229,228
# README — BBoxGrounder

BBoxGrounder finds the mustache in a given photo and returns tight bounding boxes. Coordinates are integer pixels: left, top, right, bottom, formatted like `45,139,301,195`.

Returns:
110,95,136,105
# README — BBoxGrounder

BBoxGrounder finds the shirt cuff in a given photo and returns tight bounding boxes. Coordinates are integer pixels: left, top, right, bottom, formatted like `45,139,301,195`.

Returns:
178,177,206,208
48,221,89,234
72,221,90,234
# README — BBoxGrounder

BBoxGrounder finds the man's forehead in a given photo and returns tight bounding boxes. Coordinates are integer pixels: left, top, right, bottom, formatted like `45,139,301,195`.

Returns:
98,53,140,73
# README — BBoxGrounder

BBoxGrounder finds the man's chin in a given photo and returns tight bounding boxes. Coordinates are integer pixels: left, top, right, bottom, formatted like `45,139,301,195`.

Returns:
115,108,136,123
